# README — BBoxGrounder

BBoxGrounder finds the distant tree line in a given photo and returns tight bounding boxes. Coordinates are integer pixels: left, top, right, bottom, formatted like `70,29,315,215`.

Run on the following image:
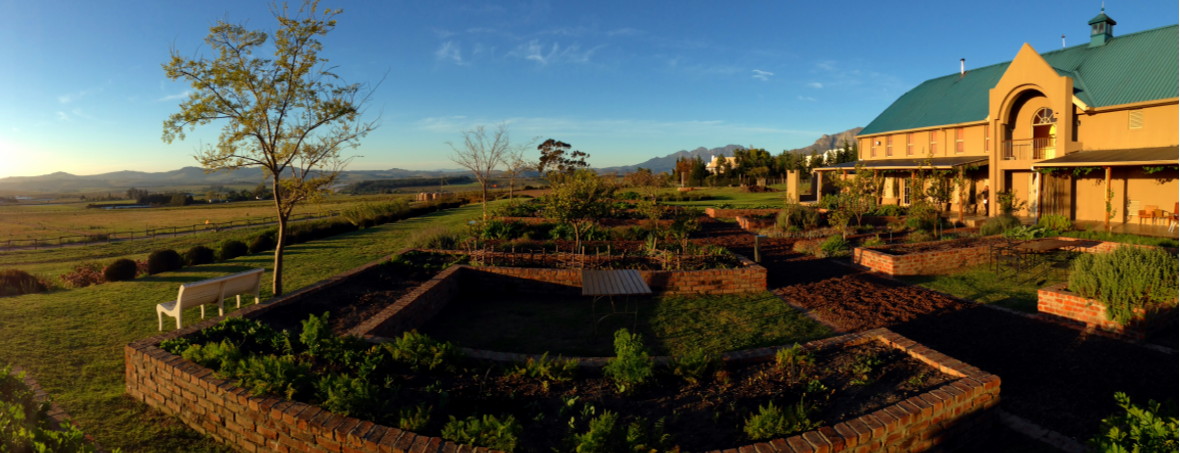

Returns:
344,176,474,194
672,140,858,187
126,187,192,206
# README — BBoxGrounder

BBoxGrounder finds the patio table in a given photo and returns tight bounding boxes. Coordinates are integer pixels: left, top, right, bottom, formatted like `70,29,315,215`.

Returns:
582,269,652,331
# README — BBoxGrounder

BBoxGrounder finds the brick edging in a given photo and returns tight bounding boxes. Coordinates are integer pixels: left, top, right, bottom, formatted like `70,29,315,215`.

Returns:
127,327,998,453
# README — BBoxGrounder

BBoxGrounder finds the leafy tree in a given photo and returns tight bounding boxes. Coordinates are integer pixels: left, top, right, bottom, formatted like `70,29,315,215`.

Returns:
450,124,519,220
162,0,377,295
536,138,589,177
543,169,614,248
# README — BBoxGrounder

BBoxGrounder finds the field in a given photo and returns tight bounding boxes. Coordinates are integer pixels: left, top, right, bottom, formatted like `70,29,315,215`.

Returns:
0,194,409,244
0,201,496,452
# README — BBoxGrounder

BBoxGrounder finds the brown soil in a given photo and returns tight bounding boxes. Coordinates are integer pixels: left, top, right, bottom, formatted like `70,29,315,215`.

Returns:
870,236,1003,255
253,262,424,334
775,273,971,332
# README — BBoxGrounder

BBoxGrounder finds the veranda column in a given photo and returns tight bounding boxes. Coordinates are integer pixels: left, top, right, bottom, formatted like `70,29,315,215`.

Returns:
1104,166,1112,231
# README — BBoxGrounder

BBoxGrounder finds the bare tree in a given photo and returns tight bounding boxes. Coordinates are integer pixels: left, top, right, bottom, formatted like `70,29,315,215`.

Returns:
162,0,377,296
504,148,530,200
450,124,513,220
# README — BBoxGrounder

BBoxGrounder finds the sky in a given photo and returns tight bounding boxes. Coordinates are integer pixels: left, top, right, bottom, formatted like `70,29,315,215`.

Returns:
0,1,1176,178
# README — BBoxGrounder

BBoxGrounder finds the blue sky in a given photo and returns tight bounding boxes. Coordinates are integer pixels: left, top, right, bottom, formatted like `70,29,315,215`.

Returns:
0,1,1175,178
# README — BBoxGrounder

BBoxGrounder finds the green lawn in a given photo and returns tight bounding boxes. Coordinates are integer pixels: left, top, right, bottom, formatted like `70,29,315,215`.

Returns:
0,202,494,452
658,185,793,208
422,291,833,357
897,263,1068,313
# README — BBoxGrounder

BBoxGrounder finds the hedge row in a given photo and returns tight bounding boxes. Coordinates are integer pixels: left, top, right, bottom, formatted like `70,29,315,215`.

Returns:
2,199,468,297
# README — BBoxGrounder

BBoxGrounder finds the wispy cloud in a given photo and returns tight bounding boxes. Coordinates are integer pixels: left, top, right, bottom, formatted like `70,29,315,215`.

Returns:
156,90,192,102
54,108,95,121
57,89,95,104
435,41,465,65
752,69,774,81
56,111,70,121
607,28,640,37
511,40,599,65
414,115,821,140
797,95,817,102
806,82,823,89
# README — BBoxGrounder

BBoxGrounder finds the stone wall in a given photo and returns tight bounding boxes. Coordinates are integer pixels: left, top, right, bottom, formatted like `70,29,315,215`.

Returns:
704,207,780,219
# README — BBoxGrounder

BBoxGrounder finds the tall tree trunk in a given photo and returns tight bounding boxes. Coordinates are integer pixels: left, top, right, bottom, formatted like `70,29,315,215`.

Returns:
271,175,285,296
481,181,489,220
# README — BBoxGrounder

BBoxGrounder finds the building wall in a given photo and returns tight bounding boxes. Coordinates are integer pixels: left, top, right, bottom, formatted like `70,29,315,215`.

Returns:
1076,101,1179,150
859,123,990,161
1069,168,1179,224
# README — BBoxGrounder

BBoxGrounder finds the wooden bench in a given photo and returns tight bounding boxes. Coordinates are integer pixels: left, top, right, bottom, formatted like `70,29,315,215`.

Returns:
156,268,264,330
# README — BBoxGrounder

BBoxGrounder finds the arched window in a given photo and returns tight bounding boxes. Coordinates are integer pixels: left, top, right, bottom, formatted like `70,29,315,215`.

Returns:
1033,108,1056,126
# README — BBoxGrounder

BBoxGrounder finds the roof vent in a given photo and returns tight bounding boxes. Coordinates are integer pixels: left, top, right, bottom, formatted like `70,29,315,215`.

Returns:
959,58,965,77
1088,7,1116,47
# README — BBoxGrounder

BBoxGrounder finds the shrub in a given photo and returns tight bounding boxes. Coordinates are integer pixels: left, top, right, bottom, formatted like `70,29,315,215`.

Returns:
792,240,818,256
1068,246,1179,325
0,365,98,452
871,204,906,217
0,270,48,297
218,240,248,261
184,245,216,266
860,235,886,248
146,249,184,274
1002,225,1049,240
906,230,935,243
1091,392,1178,453
979,214,1022,236
743,400,819,441
817,235,850,258
60,263,105,288
670,347,717,385
570,412,671,453
314,372,380,419
508,352,578,386
384,330,460,372
603,328,654,394
774,344,813,380
408,226,463,249
397,404,432,432
103,259,138,282
1036,214,1072,234
248,231,277,254
776,204,821,231
441,414,522,452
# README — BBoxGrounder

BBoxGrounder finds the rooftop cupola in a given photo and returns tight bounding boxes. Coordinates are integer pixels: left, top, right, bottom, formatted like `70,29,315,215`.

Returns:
1088,7,1116,47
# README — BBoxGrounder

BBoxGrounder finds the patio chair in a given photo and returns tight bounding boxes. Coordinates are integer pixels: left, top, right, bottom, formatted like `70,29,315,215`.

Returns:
1138,204,1160,225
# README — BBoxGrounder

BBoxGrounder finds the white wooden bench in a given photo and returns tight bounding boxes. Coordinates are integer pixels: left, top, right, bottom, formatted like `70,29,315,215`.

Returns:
156,268,264,330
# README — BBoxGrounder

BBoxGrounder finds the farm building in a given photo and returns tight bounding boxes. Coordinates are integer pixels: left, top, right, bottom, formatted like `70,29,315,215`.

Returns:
816,9,1178,228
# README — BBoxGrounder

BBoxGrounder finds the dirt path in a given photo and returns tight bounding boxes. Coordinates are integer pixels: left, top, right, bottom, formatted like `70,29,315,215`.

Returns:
707,220,1179,447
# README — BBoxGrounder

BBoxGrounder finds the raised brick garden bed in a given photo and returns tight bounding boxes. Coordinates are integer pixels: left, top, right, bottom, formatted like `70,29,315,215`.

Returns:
853,241,993,276
704,207,780,219
1036,283,1175,341
127,303,1000,453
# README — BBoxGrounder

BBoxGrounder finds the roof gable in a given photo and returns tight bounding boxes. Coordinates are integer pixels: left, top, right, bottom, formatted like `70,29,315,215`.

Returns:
860,25,1178,136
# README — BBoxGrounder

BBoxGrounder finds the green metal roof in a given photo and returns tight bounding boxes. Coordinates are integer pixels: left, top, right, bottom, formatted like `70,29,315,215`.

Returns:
860,24,1178,136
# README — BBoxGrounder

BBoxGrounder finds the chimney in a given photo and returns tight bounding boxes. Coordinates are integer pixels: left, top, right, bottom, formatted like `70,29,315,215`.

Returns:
1061,34,1066,48
959,58,965,77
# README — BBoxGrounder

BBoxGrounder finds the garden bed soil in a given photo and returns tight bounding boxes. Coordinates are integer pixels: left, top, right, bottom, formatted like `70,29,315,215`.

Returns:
748,241,1179,444
869,236,1002,255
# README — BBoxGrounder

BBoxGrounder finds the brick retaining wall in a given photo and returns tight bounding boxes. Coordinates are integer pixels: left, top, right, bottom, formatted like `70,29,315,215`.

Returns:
1036,284,1174,341
853,245,992,276
854,236,1169,276
126,322,998,452
704,207,780,219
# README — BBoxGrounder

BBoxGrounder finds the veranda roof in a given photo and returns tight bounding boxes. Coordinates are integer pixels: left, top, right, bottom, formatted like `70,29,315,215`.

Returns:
1030,147,1179,168
814,156,987,172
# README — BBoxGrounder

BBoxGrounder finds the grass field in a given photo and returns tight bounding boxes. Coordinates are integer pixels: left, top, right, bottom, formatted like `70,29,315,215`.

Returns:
0,194,409,243
423,290,832,357
657,184,794,208
897,263,1068,312
0,201,493,452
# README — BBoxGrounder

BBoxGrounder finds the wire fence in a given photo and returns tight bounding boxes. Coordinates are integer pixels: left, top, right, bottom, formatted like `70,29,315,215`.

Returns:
1,210,341,250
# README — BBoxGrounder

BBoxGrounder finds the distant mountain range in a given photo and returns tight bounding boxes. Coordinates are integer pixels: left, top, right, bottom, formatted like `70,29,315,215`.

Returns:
0,167,466,195
0,127,863,195
597,127,863,174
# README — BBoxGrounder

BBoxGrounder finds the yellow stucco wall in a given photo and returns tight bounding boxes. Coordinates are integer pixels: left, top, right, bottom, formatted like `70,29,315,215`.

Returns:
1070,168,1179,224
1076,102,1179,150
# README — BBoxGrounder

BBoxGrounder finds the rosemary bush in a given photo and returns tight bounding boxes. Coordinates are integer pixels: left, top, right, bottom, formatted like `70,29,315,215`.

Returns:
1068,246,1178,325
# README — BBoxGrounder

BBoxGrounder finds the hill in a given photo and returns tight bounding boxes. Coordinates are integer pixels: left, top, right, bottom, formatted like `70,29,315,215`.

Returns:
597,145,746,174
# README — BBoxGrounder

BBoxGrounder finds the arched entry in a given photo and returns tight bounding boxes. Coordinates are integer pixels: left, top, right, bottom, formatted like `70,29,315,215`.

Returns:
1032,108,1057,159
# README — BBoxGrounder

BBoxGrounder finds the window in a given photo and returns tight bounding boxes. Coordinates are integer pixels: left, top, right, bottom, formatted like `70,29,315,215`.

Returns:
870,139,877,157
1033,108,1056,125
906,133,914,155
929,131,937,154
886,135,893,156
954,128,964,154
984,124,990,152
1129,110,1144,129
